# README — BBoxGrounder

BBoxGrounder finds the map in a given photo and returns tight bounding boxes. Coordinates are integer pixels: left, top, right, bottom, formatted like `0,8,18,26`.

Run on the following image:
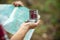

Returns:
0,4,34,40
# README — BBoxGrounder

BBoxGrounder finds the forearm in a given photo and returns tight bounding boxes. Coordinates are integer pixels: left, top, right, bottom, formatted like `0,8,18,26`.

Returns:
10,25,30,40
10,20,40,40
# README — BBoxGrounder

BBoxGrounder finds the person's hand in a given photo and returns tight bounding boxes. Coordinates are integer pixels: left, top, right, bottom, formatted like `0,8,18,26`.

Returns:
20,14,40,29
10,20,40,40
20,20,40,29
12,1,24,7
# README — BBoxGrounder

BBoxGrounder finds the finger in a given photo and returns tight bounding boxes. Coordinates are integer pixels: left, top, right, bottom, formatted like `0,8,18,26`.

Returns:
26,20,40,25
15,1,24,6
35,20,40,25
37,14,40,20
12,1,24,7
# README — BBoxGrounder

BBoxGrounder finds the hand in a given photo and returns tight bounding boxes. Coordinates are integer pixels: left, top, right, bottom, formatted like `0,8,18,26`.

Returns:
12,1,24,7
20,14,40,29
20,20,40,29
10,20,40,40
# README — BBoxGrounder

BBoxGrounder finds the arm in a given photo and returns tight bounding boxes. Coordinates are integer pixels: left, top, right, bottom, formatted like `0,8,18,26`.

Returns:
10,20,40,40
10,24,29,40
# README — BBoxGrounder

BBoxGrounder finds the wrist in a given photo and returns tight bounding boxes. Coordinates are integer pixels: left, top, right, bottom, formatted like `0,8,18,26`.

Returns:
19,25,30,31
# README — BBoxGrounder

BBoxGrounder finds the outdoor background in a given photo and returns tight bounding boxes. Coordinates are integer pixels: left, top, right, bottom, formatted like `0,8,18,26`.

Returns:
0,0,60,40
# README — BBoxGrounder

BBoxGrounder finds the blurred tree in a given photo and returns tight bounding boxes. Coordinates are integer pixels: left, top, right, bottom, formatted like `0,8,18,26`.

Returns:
0,0,7,4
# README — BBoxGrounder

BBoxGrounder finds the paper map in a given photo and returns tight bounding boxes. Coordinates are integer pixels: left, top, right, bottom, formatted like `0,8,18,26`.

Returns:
0,4,34,40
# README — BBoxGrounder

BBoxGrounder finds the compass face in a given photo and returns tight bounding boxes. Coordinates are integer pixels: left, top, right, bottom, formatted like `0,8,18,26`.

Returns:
0,5,34,40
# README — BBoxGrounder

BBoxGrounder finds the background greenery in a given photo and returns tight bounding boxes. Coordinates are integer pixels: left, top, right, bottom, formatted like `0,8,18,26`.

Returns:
0,0,60,40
